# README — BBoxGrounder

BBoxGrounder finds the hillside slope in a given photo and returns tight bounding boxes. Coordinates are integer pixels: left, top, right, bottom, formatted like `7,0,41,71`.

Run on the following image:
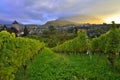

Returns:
15,48,120,80
43,20,79,27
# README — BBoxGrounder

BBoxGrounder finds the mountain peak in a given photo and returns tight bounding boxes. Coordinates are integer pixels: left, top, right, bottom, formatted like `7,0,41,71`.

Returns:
43,20,79,27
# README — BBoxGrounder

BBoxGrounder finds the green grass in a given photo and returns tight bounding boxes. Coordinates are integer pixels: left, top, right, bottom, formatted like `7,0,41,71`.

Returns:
15,48,120,80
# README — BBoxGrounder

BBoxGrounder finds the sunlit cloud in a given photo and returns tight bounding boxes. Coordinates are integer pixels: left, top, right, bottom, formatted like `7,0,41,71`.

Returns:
0,0,120,24
104,14,120,24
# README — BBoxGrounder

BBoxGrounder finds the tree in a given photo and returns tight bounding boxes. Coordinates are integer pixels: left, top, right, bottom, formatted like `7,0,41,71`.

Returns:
48,25,56,33
67,27,74,33
23,26,29,36
43,30,50,35
73,27,78,34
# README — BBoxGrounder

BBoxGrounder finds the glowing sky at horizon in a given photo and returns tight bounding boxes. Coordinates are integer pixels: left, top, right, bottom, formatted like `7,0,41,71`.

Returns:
0,0,120,24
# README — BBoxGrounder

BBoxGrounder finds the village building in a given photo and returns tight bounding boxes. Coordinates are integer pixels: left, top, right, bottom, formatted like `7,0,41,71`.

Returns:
0,20,24,36
11,20,24,36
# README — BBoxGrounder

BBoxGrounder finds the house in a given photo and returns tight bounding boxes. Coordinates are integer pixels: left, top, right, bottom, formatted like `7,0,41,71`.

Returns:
0,20,24,36
11,20,24,36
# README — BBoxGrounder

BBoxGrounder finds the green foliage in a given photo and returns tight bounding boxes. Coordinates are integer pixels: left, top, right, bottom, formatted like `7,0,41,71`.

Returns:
52,31,88,53
73,27,78,34
15,48,120,80
106,23,120,53
26,33,76,48
23,26,29,36
90,21,120,67
48,25,56,32
105,22,120,67
90,33,107,53
42,30,50,35
67,27,74,33
0,31,45,80
90,21,120,54
1,21,120,80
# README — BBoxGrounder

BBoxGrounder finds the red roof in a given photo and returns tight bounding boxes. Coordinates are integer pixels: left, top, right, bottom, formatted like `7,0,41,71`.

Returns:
12,20,19,24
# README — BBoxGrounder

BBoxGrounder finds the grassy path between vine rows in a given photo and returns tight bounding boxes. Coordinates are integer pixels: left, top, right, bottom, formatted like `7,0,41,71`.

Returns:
15,48,120,80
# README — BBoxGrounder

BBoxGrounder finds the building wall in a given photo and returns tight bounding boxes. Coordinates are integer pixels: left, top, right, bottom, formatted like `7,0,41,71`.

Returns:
13,24,20,31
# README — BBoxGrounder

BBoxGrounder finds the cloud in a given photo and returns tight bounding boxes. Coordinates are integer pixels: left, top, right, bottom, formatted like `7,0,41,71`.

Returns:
0,0,120,24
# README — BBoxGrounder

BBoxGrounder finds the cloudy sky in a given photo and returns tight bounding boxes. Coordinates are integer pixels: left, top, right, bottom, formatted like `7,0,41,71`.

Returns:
0,0,120,24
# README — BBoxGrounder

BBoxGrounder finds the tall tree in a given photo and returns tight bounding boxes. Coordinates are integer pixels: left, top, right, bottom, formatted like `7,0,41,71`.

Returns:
24,26,29,36
48,25,56,32
73,27,78,34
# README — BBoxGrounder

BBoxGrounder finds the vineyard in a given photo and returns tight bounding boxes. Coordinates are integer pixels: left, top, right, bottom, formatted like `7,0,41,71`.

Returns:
15,48,120,80
52,30,88,53
0,31,45,80
1,22,120,80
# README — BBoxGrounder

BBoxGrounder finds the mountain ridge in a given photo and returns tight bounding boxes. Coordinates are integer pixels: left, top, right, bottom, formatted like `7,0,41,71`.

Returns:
42,20,80,27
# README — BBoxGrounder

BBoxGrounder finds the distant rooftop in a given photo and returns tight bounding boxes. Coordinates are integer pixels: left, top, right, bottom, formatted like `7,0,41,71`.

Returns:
12,20,19,24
